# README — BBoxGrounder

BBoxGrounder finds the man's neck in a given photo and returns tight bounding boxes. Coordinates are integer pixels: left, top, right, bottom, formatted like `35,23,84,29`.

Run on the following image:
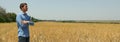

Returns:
22,11,27,14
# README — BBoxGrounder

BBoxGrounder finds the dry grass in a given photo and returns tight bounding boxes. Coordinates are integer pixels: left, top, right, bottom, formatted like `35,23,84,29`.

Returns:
0,22,120,42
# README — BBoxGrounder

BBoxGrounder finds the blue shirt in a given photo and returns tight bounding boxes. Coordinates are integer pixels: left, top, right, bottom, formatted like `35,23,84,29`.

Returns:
16,12,34,37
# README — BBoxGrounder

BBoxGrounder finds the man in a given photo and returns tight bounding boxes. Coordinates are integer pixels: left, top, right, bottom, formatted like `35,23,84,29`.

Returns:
16,3,34,42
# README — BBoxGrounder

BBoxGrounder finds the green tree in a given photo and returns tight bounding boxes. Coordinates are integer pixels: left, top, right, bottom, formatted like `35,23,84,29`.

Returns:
6,13,16,22
0,6,38,23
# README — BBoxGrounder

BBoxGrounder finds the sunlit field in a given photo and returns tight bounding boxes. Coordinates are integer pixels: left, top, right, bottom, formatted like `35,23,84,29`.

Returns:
0,22,120,42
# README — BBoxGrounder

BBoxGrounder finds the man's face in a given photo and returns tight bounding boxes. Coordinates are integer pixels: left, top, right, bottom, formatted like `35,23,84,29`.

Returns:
22,5,28,12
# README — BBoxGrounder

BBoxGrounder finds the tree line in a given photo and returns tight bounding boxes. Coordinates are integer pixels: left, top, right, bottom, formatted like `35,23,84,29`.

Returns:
0,6,39,23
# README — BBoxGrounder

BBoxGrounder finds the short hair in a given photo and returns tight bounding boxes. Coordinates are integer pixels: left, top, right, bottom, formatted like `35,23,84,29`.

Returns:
19,3,27,9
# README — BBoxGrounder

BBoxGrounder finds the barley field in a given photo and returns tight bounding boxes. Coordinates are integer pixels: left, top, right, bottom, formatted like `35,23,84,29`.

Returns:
0,22,120,42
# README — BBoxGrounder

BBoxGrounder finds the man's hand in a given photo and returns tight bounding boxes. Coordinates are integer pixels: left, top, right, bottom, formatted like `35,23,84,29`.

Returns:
21,20,29,24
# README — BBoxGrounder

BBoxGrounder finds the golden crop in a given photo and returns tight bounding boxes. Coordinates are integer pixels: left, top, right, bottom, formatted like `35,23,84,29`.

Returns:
0,22,120,42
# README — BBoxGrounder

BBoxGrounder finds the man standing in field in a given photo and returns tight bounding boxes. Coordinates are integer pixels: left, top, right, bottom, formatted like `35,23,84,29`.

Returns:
16,3,34,42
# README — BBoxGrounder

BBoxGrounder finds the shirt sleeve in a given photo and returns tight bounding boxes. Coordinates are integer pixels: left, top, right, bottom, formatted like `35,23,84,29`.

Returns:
16,14,24,27
28,15,34,26
28,21,34,26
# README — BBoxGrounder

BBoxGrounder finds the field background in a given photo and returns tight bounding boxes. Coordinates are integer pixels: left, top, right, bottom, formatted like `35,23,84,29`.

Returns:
0,22,120,42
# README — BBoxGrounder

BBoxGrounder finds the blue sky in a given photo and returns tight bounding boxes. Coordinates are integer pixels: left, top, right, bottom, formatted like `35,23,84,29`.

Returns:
0,0,120,20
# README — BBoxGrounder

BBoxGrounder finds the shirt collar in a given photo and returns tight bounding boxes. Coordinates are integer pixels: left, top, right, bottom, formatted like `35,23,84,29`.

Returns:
21,12,27,15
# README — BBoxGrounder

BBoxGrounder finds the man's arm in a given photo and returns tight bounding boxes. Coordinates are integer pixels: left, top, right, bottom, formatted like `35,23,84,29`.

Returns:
16,14,24,27
16,14,30,26
21,17,34,25
22,20,34,26
21,20,29,24
29,17,34,26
